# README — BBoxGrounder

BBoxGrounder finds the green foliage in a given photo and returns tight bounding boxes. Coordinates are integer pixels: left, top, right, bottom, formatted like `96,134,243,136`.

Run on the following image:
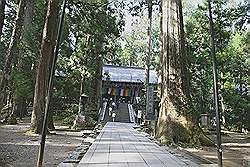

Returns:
186,1,249,129
54,104,78,126
54,0,125,115
0,2,17,69
114,3,160,70
10,69,34,99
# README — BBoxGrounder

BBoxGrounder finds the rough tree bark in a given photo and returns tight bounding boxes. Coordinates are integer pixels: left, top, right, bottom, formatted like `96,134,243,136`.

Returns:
47,2,59,131
11,0,35,121
156,0,194,144
30,0,59,133
0,0,26,112
0,0,6,40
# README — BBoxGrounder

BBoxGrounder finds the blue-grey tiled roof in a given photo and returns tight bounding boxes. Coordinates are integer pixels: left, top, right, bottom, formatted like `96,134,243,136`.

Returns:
102,65,158,84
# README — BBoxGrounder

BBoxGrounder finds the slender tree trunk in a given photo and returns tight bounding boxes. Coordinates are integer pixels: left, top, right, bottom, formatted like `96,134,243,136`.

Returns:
0,0,26,112
22,0,34,41
47,109,55,130
220,70,226,125
78,74,84,114
91,36,103,111
20,97,26,118
156,0,193,144
8,100,17,124
30,0,59,133
96,55,103,111
0,0,6,40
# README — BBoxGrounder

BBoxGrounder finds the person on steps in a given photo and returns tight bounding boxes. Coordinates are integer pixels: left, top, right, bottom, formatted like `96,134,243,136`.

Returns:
112,112,116,122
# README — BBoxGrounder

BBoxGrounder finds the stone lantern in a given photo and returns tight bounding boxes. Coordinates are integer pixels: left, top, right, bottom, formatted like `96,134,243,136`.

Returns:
201,113,209,127
80,93,88,115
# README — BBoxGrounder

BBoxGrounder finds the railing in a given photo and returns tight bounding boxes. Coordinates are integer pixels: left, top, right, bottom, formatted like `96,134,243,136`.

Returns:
128,104,136,123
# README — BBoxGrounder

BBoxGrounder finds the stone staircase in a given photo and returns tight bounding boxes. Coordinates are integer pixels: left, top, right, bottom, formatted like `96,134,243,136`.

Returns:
115,103,130,123
102,102,130,123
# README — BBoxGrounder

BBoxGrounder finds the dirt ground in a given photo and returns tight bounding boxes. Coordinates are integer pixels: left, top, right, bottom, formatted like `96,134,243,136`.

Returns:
1,118,249,167
0,118,84,167
184,131,250,167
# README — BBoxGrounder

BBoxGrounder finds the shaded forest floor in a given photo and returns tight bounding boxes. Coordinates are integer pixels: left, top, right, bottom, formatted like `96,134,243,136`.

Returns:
0,117,85,167
184,130,250,167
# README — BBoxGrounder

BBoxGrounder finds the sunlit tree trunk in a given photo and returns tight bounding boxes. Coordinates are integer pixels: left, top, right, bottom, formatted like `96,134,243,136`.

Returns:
0,0,26,112
220,70,226,126
0,0,6,40
157,0,193,144
78,74,84,113
30,0,59,133
96,54,103,110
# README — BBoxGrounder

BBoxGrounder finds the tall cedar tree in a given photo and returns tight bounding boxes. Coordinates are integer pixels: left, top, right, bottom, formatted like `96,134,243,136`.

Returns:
12,0,35,120
30,0,59,133
0,0,26,111
157,0,194,143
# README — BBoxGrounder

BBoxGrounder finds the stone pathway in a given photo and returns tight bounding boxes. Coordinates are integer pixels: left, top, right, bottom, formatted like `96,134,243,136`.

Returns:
78,122,199,167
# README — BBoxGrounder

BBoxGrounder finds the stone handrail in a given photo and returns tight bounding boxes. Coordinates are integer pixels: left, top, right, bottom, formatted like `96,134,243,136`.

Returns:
128,104,135,123
100,101,107,121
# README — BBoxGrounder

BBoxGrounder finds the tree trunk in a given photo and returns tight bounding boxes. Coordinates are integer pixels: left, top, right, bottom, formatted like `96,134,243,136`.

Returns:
8,0,35,123
47,109,55,130
78,74,84,114
7,100,17,124
0,0,26,112
47,2,59,131
23,0,34,39
95,55,103,111
158,1,164,99
20,97,26,118
220,70,226,126
30,0,59,133
156,0,194,144
0,0,6,40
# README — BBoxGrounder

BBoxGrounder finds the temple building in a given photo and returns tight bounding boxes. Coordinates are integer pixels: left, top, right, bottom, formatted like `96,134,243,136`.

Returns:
102,64,158,103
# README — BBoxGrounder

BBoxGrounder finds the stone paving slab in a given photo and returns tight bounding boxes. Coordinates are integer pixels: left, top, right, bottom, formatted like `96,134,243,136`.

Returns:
78,122,199,167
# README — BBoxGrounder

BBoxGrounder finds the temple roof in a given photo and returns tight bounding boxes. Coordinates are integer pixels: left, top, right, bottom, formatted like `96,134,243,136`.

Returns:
102,65,158,84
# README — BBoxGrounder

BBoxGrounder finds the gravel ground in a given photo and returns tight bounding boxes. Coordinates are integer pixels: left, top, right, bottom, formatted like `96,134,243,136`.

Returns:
0,119,84,167
184,131,250,167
